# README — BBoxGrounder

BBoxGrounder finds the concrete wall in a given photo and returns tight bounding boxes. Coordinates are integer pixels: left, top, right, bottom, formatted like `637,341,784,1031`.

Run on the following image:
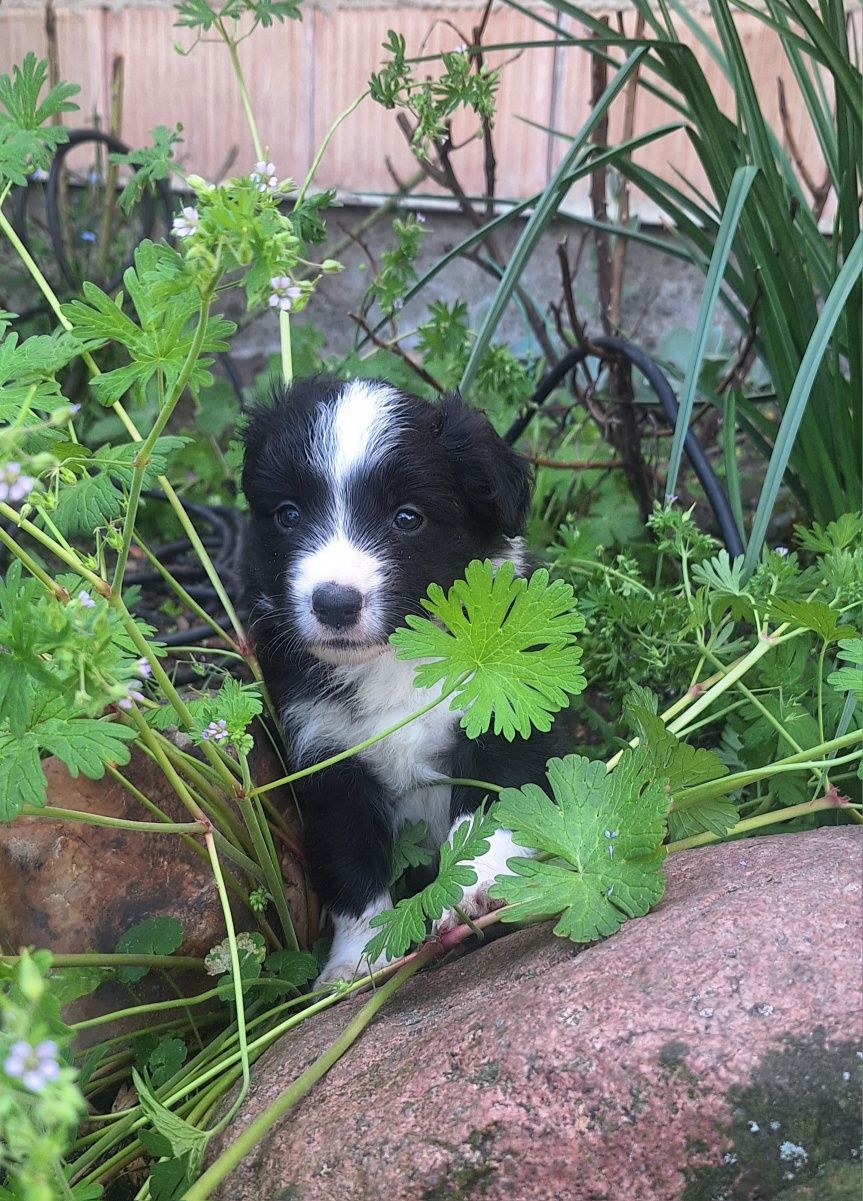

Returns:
0,1,850,222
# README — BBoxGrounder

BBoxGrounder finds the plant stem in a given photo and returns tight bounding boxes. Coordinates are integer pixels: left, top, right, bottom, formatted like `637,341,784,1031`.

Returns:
251,682,461,796
0,521,68,598
202,830,251,1134
185,944,436,1200
220,20,264,161
0,502,108,592
279,306,292,384
18,805,205,834
667,797,862,852
0,953,203,969
295,89,368,205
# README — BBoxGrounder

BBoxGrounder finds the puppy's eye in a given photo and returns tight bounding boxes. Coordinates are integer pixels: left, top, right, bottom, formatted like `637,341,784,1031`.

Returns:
274,502,301,530
393,508,424,532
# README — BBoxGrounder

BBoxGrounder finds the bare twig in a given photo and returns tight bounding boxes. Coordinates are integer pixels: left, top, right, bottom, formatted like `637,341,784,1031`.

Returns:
608,11,645,331
717,274,762,395
527,454,625,470
349,311,445,393
778,78,831,223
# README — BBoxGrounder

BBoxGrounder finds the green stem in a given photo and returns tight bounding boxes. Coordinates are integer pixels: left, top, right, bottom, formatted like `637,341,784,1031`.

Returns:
674,732,863,807
279,307,292,385
0,502,108,592
18,805,205,834
252,682,461,796
702,647,803,755
0,953,203,969
295,89,368,205
185,945,436,1200
112,301,213,598
201,830,251,1134
133,534,238,649
220,21,264,161
0,520,68,598
667,797,862,853
237,754,299,950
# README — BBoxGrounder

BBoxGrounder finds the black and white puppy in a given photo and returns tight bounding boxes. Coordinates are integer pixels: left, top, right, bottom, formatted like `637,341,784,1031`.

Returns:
241,376,559,982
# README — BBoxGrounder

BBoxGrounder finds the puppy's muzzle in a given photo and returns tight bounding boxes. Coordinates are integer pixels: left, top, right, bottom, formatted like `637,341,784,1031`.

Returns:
312,582,364,630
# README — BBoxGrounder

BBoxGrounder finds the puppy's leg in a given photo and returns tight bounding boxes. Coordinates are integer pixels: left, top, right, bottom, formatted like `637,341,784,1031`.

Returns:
434,734,557,934
434,816,533,935
298,759,395,985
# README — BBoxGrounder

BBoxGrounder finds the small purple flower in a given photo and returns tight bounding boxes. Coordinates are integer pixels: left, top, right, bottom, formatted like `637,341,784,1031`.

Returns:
136,657,152,679
69,403,81,415
77,590,96,609
774,546,789,557
268,276,301,312
416,212,426,223
666,493,678,505
118,685,145,711
3,1039,61,1092
79,230,97,244
251,160,278,192
0,462,36,504
172,206,200,238
392,297,404,312
201,718,229,742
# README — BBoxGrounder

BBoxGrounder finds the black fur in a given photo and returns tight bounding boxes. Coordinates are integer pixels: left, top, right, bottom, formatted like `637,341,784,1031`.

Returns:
241,376,562,930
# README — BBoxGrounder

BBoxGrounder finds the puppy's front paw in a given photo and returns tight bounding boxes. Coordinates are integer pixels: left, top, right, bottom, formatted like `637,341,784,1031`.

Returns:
433,823,532,937
315,895,391,989
434,876,505,935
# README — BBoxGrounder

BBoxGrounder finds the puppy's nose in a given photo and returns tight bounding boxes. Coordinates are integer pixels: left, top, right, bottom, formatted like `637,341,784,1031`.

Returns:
312,583,363,629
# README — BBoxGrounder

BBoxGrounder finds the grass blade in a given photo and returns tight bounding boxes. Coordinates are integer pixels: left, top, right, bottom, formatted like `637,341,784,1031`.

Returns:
744,231,863,571
665,165,757,500
459,49,647,391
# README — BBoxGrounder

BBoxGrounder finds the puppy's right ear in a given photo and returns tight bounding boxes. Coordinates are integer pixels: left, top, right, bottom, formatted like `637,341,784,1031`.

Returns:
436,391,532,537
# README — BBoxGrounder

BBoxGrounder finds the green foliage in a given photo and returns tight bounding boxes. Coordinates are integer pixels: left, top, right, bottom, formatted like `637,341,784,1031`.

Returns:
0,952,88,1201
391,560,586,740
489,750,670,941
110,125,184,214
0,54,79,185
364,808,497,961
174,0,302,34
828,639,863,703
370,32,499,158
389,820,435,886
369,216,424,317
63,240,235,406
115,916,184,984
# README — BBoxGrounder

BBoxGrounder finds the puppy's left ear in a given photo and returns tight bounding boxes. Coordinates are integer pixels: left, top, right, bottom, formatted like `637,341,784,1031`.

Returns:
436,391,532,537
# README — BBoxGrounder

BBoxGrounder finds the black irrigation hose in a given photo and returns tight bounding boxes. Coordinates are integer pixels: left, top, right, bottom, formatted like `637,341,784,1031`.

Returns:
504,336,745,558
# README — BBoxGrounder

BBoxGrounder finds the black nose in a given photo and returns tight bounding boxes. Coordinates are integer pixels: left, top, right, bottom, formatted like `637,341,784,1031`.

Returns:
311,583,363,629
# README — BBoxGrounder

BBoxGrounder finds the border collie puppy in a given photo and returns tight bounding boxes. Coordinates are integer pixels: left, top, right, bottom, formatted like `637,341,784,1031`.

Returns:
241,376,558,983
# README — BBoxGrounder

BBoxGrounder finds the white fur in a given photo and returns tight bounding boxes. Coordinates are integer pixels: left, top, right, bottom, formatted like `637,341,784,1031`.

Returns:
290,534,387,648
292,382,403,652
283,649,458,847
316,892,393,984
435,822,533,934
310,380,401,484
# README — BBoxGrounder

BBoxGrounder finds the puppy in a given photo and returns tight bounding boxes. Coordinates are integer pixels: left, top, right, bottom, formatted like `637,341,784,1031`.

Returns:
241,376,560,982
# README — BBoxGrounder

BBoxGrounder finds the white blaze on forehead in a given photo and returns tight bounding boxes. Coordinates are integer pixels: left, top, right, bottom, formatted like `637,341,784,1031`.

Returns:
310,380,401,483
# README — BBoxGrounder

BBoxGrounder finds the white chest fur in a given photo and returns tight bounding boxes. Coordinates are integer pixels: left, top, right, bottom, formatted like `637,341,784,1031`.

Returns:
282,651,460,845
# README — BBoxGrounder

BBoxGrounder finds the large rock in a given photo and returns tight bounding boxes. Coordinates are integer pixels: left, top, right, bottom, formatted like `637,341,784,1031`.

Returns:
0,736,311,1034
209,827,862,1201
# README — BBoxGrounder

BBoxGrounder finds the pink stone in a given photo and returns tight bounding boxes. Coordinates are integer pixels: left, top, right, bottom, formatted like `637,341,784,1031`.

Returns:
209,827,862,1200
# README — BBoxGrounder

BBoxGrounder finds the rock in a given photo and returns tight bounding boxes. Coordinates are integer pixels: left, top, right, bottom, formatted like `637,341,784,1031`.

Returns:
0,734,310,1034
208,827,862,1201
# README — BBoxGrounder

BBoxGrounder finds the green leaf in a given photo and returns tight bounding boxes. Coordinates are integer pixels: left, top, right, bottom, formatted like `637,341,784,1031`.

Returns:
116,916,184,984
828,638,863,702
36,717,137,779
391,561,585,740
0,54,78,183
389,820,435,885
146,1037,188,1088
767,597,857,644
0,732,45,818
133,1068,206,1166
488,751,669,943
258,949,318,998
364,808,497,961
46,966,107,1009
148,1154,193,1201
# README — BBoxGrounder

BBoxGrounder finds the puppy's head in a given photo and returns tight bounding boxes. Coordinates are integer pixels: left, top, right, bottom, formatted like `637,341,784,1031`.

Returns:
241,376,531,665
